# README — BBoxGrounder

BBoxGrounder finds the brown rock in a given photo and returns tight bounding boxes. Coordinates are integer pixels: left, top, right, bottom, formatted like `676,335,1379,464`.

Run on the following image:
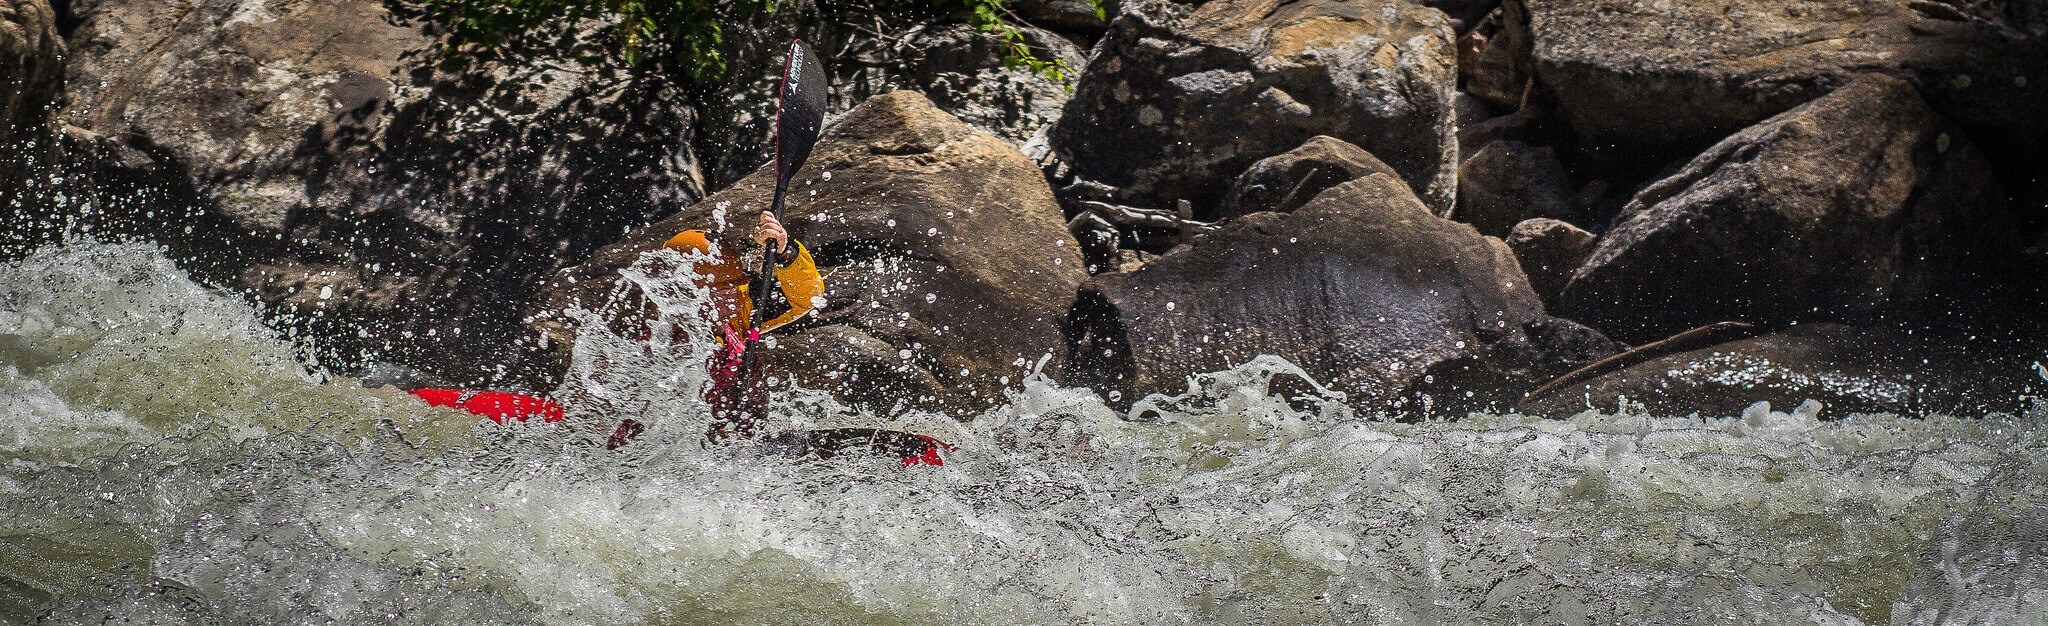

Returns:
1219,136,1400,219
1049,0,1460,217
1506,0,2048,164
1560,75,2005,343
1518,323,2037,418
1455,140,1574,236
1067,172,1603,413
58,0,707,384
63,0,430,232
536,91,1086,413
1504,217,1593,309
1460,1,1532,110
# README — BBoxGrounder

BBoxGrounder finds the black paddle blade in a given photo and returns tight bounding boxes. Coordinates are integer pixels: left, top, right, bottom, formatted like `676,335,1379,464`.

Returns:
775,40,829,191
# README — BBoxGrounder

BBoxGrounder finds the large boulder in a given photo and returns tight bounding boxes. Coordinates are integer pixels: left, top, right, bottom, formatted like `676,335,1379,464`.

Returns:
1496,0,2048,165
1066,172,1614,413
1503,217,1593,309
58,0,706,384
63,0,433,233
1048,0,1459,218
1219,135,1400,219
0,0,63,254
1560,75,2004,344
1454,139,1574,236
1518,323,2038,418
536,91,1086,413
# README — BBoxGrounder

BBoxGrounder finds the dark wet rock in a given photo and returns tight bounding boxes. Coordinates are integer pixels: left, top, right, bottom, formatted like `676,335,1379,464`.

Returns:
1220,136,1400,220
1458,1,1531,110
1454,104,1546,160
63,0,434,234
1505,0,2048,165
1067,172,1612,414
1419,0,1499,29
886,22,1088,145
0,0,63,254
538,91,1085,413
1560,75,2005,344
1452,92,1496,129
58,0,706,383
1015,0,1110,38
1407,315,1625,415
0,0,59,146
2028,231,2048,271
761,325,948,415
1455,140,1574,236
1504,218,1594,309
1048,0,1459,218
1518,323,2038,418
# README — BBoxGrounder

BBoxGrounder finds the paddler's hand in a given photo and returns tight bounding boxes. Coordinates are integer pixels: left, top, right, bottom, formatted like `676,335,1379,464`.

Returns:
753,212,790,256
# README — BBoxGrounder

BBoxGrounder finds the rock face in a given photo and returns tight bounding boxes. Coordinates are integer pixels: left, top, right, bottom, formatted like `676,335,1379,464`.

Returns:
1560,76,2004,344
0,0,63,253
1048,0,1459,218
863,22,1086,146
1455,139,1573,236
1067,172,1607,413
1219,136,1400,219
537,91,1085,412
63,0,432,233
1504,217,1593,309
0,0,59,149
1518,323,2037,418
1500,0,2048,164
59,0,705,383
694,10,1092,187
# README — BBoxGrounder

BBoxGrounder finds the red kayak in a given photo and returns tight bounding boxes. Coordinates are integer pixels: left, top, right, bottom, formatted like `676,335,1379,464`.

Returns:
409,388,565,424
413,390,952,467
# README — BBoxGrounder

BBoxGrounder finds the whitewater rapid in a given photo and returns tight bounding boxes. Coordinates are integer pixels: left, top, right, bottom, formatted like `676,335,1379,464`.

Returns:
1,242,2043,624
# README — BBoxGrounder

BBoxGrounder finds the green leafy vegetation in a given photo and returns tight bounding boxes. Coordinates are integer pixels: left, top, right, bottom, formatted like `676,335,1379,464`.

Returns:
410,0,770,82
404,0,1102,84
953,0,1103,84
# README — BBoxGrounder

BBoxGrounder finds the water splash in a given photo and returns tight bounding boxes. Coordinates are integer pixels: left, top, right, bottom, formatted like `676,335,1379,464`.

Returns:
2,242,2044,624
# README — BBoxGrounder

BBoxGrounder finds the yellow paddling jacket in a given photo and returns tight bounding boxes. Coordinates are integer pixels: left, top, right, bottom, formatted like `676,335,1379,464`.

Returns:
661,229,823,334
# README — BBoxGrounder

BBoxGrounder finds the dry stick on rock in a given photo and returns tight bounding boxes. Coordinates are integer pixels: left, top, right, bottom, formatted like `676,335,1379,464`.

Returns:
1517,321,1760,407
1279,165,1324,210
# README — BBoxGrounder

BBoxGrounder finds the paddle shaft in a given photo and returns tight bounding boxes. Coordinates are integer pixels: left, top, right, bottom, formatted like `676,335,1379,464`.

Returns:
726,39,824,439
730,184,789,435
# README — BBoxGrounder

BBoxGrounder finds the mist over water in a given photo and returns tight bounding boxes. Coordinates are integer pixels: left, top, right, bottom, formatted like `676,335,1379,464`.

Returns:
2,242,2044,624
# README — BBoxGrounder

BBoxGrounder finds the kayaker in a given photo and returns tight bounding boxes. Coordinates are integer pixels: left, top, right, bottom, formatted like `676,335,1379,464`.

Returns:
604,211,822,449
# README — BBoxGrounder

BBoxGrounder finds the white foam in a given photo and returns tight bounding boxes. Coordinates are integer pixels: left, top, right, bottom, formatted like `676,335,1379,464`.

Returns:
2,242,2044,624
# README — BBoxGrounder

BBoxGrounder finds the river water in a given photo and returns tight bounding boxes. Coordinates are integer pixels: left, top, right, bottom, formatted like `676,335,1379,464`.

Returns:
1,242,2043,624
